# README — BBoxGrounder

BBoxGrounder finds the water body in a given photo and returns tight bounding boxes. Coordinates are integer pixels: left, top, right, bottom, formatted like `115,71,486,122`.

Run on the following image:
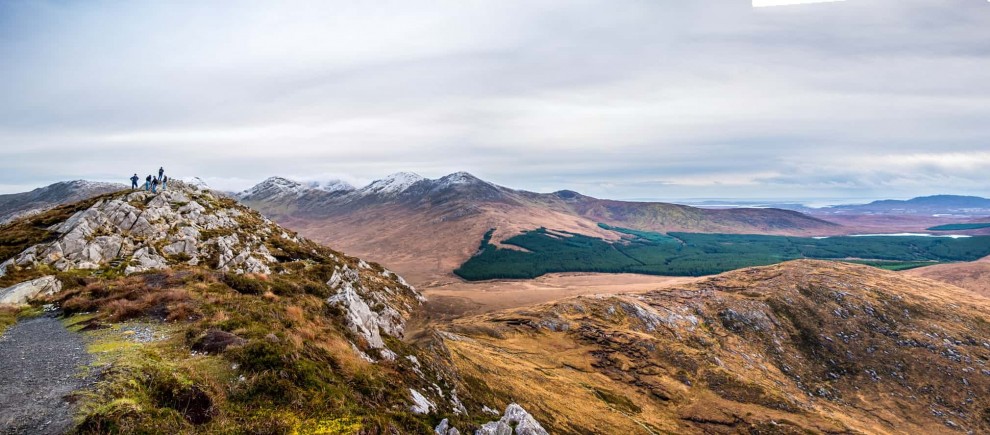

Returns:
813,233,973,240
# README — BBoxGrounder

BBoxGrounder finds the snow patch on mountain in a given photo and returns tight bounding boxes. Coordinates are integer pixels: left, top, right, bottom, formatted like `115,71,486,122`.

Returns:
238,177,308,200
182,177,211,191
305,179,355,193
434,172,488,189
358,172,426,196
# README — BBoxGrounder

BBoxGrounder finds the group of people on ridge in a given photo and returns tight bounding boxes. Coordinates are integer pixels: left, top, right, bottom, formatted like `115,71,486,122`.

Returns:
130,167,168,193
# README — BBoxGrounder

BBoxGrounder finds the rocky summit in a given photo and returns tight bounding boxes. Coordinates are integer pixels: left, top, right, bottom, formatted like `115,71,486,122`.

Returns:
0,182,280,277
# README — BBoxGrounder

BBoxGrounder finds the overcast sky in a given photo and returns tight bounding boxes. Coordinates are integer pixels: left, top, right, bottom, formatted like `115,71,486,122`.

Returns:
2,0,989,202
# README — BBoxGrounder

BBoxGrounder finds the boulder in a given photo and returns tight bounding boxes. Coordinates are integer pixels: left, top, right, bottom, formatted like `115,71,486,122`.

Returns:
0,276,62,305
476,404,548,435
409,388,437,414
125,247,168,275
434,418,461,435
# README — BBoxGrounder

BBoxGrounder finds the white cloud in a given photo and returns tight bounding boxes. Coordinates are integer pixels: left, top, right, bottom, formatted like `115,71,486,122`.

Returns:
1,0,989,201
753,0,846,7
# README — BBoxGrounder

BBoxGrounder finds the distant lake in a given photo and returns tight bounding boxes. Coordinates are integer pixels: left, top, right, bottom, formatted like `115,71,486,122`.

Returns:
813,233,973,240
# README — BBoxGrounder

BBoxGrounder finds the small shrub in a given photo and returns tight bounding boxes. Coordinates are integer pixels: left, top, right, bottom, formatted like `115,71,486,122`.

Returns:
221,273,266,295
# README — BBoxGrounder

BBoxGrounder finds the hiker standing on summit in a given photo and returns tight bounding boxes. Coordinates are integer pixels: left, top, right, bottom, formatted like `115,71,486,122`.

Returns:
130,173,139,189
158,167,165,181
145,175,152,191
162,175,168,191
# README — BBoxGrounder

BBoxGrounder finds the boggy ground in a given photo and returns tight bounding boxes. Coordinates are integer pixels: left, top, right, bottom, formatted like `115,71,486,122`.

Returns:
437,260,990,434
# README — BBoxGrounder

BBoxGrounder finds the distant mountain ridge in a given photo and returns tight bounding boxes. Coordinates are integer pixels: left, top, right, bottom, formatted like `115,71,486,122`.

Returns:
798,194,990,216
0,180,124,226
239,171,840,284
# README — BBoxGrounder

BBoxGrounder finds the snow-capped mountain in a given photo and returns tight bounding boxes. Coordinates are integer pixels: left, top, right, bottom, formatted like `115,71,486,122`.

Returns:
238,171,839,288
237,177,309,202
182,177,212,191
238,177,356,202
0,180,125,225
356,172,426,196
433,171,492,189
305,179,356,193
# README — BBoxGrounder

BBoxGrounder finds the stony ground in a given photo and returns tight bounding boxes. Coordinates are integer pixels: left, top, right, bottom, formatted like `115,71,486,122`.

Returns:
0,315,91,435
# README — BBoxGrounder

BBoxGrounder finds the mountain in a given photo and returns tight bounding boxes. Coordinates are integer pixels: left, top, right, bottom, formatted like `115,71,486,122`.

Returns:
239,171,840,284
434,260,990,433
305,179,356,193
816,195,990,216
0,180,124,226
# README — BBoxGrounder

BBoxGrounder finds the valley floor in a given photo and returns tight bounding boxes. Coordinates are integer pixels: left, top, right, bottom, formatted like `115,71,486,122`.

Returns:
409,273,703,335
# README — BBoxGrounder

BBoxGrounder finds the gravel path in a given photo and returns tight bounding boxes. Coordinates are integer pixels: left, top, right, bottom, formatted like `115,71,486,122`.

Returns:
0,315,91,435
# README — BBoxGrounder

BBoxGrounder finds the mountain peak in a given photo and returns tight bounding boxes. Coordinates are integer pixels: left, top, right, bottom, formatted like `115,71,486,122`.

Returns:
238,176,307,200
305,179,355,193
435,171,487,188
360,172,426,196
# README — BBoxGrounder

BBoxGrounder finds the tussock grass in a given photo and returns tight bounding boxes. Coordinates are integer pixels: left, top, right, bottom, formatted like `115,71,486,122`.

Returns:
48,265,440,434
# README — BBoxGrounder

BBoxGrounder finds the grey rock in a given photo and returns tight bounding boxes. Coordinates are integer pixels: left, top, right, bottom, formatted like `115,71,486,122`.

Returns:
410,388,437,414
329,278,388,350
435,418,461,435
0,276,62,305
124,247,168,275
476,403,548,435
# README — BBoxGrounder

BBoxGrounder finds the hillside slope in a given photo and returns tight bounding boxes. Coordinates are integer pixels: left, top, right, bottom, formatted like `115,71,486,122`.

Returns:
435,260,990,434
240,172,839,284
904,256,990,297
0,180,124,226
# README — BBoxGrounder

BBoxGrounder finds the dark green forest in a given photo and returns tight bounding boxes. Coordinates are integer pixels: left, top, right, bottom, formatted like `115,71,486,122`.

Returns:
454,225,990,280
927,223,990,231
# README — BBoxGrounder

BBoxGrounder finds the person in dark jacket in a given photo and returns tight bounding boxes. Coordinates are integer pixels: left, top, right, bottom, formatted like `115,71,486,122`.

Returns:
130,174,139,189
162,175,168,190
151,177,159,193
145,175,152,191
158,167,165,181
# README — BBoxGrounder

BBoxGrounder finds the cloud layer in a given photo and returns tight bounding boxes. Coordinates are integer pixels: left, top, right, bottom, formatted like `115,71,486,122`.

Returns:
2,0,989,202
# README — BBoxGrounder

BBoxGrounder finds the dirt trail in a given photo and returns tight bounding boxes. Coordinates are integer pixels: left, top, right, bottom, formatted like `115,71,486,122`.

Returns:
0,315,91,435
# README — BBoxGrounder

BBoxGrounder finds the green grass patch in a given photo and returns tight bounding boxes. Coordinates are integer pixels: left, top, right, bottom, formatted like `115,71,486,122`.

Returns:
454,226,990,280
0,305,47,335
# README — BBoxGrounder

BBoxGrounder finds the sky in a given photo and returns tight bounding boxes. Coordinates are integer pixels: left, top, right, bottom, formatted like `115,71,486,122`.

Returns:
1,0,989,203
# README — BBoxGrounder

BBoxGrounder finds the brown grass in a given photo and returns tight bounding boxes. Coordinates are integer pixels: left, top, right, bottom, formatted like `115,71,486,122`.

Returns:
439,260,990,434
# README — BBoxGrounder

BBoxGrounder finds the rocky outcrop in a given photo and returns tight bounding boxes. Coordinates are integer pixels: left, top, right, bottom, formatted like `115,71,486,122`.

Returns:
410,388,437,414
0,276,62,305
3,182,283,277
434,418,461,435
476,404,548,435
433,404,547,435
1,180,424,361
326,264,421,360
